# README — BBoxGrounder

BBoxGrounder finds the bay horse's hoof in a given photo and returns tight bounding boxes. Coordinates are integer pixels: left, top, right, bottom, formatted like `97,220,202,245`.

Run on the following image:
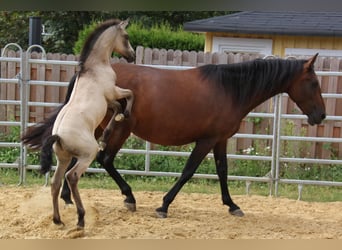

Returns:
115,113,125,122
229,208,245,217
155,208,168,218
124,201,136,212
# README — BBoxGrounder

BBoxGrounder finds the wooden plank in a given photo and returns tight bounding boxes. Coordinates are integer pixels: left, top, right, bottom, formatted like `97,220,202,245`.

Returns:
45,53,61,114
6,50,17,123
211,52,219,64
0,49,8,133
159,49,167,65
218,52,228,64
143,48,152,65
322,57,339,158
181,50,190,66
151,48,160,65
196,51,204,66
166,49,174,65
135,46,144,65
203,52,212,64
337,59,342,157
188,51,197,66
173,50,182,66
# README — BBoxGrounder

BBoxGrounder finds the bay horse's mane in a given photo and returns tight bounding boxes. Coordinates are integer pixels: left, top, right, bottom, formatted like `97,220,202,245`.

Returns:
79,19,122,72
199,58,308,104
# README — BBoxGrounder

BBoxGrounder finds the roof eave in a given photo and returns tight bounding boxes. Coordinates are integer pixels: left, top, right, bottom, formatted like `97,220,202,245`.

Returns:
184,25,342,37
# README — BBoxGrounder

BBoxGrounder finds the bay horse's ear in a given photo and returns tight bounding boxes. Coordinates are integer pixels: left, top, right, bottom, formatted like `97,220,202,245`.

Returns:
305,53,319,71
119,18,129,30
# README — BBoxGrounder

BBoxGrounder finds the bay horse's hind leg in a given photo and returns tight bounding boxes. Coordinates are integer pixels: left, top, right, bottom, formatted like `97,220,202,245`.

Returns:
213,140,244,217
156,140,216,218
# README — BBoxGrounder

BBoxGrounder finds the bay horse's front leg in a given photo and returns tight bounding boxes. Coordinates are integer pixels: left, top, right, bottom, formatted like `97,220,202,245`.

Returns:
96,122,137,211
213,140,244,217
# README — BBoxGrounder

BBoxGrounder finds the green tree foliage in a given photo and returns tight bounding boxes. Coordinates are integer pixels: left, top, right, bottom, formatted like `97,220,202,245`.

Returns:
0,11,231,54
40,11,115,54
0,11,38,50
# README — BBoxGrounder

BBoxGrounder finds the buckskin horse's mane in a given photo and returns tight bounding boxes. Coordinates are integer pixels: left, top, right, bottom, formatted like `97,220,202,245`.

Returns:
79,19,122,73
199,58,309,104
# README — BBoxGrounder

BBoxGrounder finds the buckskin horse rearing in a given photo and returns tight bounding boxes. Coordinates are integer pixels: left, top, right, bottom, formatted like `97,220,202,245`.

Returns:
22,54,325,219
39,19,135,228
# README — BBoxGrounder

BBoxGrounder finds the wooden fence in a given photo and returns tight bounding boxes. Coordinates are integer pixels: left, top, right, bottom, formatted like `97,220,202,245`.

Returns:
1,46,342,159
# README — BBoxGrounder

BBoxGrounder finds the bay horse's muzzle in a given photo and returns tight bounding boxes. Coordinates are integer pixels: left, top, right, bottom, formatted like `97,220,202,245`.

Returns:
308,110,326,125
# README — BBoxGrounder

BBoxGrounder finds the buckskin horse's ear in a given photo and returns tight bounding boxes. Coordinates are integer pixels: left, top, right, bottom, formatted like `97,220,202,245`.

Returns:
119,19,129,29
305,53,319,71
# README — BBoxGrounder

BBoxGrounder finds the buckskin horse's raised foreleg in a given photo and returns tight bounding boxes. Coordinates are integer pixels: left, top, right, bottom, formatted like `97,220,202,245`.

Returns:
113,86,134,118
98,101,123,151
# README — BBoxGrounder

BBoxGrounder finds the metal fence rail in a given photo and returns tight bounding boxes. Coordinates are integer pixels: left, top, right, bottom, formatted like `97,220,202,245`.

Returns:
1,44,341,199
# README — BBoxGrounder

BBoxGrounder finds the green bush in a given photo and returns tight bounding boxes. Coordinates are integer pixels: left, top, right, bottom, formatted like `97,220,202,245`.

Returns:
73,21,204,55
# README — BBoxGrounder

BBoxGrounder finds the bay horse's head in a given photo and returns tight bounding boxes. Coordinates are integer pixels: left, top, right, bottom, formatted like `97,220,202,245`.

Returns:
286,53,326,125
112,19,135,63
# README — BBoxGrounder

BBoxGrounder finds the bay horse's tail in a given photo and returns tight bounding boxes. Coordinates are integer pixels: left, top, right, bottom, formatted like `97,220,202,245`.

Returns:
21,74,78,149
40,135,60,175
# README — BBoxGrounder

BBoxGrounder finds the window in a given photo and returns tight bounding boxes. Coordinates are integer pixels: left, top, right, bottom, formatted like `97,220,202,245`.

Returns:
212,37,273,56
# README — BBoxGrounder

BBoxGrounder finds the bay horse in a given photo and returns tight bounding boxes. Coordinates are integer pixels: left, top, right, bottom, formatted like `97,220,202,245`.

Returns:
22,54,325,219
40,19,135,228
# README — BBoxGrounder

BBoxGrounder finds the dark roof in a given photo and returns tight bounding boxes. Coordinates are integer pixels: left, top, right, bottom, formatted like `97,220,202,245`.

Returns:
183,11,342,37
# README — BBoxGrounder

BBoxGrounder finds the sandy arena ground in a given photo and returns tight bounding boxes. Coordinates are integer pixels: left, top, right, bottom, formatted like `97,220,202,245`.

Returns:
0,185,341,239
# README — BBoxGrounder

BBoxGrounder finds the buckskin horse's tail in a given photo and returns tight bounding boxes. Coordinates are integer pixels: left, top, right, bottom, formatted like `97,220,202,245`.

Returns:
21,106,62,149
21,73,78,149
40,135,60,175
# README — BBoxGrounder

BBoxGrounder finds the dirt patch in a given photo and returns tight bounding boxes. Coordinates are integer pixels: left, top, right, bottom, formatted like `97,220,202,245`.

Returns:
0,185,341,239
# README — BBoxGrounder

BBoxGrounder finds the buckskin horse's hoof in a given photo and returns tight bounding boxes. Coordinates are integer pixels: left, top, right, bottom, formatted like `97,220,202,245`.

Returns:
115,113,125,122
98,141,106,151
229,208,245,217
